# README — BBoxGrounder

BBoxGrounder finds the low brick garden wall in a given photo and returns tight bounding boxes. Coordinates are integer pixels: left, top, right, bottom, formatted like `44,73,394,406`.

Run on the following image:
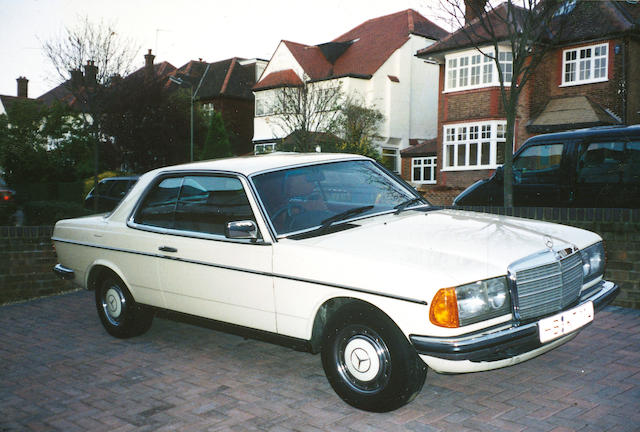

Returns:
1,208,639,308
0,226,77,304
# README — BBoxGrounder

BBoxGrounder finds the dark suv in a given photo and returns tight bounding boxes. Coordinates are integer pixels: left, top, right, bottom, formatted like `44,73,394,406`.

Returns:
84,176,139,213
454,125,640,208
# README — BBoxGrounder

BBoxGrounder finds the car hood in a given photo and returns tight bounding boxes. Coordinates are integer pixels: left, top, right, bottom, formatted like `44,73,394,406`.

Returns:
273,209,600,302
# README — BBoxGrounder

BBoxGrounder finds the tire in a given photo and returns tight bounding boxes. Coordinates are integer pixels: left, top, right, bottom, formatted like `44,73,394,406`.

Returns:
95,275,154,339
321,303,427,412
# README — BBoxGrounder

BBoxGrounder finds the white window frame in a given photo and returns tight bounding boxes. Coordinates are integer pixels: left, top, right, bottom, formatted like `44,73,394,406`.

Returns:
382,147,400,173
444,47,512,92
411,157,437,184
255,91,275,117
254,142,275,155
561,43,608,87
442,120,508,171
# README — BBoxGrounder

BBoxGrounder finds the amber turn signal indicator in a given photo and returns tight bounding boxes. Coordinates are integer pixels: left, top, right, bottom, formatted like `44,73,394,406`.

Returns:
430,287,459,328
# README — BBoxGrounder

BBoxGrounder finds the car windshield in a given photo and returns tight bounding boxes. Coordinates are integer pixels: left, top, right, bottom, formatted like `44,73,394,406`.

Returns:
251,160,425,236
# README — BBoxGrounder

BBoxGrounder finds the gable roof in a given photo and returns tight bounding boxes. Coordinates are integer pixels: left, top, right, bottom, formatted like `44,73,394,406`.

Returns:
128,61,177,81
419,0,639,58
196,57,261,100
255,9,447,89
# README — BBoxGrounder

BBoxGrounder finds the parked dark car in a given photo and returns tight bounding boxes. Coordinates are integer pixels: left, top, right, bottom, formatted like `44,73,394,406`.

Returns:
84,176,139,213
0,177,16,204
454,125,640,208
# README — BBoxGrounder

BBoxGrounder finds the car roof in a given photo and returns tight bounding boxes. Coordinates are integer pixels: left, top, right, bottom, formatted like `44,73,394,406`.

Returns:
525,124,640,144
151,152,370,177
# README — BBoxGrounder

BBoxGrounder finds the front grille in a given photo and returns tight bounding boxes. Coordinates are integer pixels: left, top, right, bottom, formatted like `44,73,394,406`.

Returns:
514,252,583,320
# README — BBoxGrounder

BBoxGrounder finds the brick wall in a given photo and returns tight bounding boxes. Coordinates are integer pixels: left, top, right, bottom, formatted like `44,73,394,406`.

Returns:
0,226,76,304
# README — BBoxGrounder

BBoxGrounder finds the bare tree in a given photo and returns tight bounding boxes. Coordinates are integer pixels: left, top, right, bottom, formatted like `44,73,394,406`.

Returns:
437,0,569,206
41,17,139,210
42,16,138,86
269,79,344,152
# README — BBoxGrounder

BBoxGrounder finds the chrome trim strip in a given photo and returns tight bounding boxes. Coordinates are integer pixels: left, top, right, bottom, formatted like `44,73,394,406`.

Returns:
51,237,428,306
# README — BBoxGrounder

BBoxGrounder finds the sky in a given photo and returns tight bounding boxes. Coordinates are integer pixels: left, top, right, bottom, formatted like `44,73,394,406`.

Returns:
0,0,453,99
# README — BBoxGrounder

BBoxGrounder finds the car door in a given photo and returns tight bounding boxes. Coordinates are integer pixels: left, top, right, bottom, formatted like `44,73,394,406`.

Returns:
512,141,571,206
146,174,276,332
574,137,640,208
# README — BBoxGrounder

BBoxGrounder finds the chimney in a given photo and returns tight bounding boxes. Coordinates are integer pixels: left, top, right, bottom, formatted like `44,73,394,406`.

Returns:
16,76,28,98
70,68,84,89
144,49,155,77
84,60,98,87
464,0,487,24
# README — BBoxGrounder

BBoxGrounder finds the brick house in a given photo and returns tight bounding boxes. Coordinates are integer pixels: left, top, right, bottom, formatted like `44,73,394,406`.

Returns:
252,9,448,172
407,0,640,202
139,51,267,156
195,58,267,155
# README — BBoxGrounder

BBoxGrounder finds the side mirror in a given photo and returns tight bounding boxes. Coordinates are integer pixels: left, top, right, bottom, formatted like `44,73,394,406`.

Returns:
226,220,258,240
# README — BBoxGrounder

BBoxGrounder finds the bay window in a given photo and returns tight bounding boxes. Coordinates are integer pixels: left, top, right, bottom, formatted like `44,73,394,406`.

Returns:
443,121,508,170
444,48,513,91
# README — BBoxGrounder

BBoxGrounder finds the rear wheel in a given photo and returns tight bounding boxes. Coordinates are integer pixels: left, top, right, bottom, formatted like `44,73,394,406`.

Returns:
95,275,154,338
321,303,427,412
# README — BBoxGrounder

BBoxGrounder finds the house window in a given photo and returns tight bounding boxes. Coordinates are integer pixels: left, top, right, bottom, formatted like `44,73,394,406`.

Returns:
412,157,437,184
444,48,512,91
254,143,275,154
443,120,508,170
381,148,399,173
562,43,608,86
255,92,274,117
201,103,215,116
498,51,513,83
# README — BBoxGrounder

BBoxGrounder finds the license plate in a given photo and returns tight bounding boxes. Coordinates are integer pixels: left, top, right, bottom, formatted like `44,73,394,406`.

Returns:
538,301,594,343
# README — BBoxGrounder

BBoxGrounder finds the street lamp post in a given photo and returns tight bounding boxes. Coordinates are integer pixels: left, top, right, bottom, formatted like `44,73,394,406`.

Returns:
169,75,194,162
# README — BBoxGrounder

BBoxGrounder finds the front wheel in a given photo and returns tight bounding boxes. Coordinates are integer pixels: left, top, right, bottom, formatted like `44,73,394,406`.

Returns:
321,304,427,412
95,275,154,338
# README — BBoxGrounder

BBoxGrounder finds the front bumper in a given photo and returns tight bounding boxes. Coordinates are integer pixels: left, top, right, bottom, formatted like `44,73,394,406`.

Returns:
410,280,619,363
53,264,75,280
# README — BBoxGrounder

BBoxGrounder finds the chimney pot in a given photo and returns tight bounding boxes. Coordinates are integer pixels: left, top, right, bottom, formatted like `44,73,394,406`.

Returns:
16,76,29,98
144,49,156,78
84,60,98,87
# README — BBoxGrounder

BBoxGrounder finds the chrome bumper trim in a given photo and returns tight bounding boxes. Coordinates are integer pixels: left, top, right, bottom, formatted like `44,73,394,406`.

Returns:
410,280,619,362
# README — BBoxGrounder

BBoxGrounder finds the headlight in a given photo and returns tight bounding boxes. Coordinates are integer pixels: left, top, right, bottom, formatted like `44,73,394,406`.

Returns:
430,276,511,328
580,242,605,283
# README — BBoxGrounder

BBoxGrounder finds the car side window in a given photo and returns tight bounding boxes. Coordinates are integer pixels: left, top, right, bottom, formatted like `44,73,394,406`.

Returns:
174,176,255,236
576,141,626,184
513,143,564,185
135,175,256,237
108,180,129,199
135,178,182,228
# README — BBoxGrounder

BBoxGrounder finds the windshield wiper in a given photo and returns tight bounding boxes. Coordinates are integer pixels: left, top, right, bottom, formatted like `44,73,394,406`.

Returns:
394,197,425,214
320,205,374,229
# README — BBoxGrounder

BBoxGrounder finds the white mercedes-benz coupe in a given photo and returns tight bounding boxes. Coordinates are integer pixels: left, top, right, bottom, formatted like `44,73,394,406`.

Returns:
53,153,618,412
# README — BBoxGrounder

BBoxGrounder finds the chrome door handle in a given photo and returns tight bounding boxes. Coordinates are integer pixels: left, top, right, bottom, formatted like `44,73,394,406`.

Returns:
158,246,178,253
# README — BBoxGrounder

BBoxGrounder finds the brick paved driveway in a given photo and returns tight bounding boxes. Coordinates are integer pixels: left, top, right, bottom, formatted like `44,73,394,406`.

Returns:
1,291,639,432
